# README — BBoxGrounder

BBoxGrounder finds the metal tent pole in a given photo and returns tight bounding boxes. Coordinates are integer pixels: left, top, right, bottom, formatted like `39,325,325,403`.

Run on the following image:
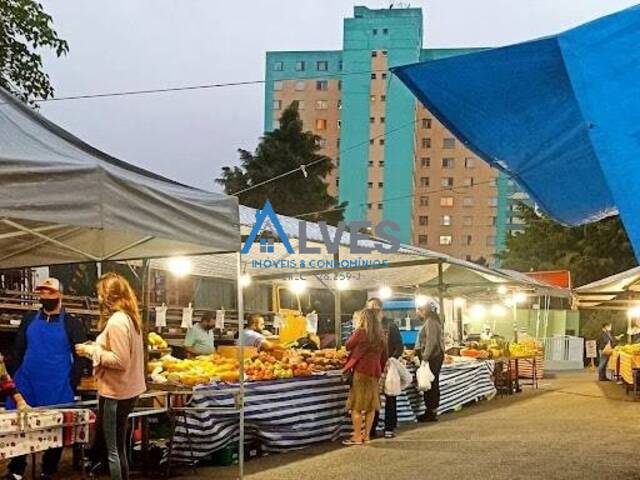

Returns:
236,252,245,480
333,251,341,348
437,261,446,322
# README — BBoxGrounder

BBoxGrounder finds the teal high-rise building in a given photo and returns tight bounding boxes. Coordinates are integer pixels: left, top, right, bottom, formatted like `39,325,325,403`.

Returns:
265,6,523,265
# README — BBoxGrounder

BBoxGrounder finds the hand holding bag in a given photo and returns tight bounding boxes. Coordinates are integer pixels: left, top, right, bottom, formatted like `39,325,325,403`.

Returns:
417,360,435,392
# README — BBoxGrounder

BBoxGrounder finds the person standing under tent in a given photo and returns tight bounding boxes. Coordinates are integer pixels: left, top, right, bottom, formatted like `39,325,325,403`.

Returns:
76,273,146,480
415,300,445,423
367,297,403,439
6,277,88,480
597,322,621,381
184,311,216,356
342,308,387,445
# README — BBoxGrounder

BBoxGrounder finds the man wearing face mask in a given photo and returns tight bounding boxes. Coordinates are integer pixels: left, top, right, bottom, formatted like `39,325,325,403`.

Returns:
184,311,216,356
6,277,88,480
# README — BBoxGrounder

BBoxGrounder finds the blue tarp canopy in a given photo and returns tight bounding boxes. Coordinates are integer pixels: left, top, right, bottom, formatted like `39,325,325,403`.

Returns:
393,5,640,259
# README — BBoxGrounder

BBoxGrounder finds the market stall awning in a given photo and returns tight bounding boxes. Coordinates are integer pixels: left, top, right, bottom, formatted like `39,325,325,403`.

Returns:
392,5,640,260
574,266,640,309
0,88,240,268
153,206,570,298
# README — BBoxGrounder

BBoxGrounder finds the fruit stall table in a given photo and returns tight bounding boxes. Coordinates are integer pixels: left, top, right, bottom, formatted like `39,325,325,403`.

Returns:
170,359,497,465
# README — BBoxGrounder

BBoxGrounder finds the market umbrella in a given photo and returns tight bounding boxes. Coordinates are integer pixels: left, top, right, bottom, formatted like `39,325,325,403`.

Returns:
392,5,640,260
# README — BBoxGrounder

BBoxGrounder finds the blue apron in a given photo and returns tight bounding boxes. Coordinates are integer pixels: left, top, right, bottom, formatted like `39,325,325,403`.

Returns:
7,310,74,409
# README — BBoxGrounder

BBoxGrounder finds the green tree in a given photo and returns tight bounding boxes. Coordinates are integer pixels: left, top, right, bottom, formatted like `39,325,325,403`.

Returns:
498,203,637,286
216,102,345,224
0,0,68,103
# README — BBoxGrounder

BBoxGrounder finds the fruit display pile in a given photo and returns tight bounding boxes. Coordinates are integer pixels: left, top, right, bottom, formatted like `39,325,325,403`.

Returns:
148,348,348,387
508,340,541,358
148,332,168,350
615,344,640,355
460,340,505,359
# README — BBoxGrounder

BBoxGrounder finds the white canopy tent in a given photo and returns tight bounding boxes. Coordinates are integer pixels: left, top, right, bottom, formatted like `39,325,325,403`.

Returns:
575,266,640,310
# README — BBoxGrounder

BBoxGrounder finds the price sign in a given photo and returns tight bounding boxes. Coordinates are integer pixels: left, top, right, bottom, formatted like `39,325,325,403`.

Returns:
585,340,597,359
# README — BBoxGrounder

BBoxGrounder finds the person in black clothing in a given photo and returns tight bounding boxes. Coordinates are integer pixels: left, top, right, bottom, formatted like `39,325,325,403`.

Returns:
597,322,621,381
415,300,445,423
367,297,404,439
6,278,88,480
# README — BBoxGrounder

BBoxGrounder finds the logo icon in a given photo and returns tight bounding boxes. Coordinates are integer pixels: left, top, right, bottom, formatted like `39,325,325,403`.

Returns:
242,200,294,254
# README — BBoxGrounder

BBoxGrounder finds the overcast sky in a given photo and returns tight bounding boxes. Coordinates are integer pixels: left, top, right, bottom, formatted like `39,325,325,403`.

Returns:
38,0,638,192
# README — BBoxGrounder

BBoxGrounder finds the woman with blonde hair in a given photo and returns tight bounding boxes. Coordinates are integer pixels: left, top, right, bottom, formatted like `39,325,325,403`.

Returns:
342,308,387,445
76,272,146,480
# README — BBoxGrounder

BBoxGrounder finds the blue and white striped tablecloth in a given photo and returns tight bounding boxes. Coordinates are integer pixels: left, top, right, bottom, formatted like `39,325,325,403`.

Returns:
172,360,496,463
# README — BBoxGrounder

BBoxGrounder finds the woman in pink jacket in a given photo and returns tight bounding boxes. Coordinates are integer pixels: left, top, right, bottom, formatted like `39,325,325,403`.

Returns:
76,273,146,480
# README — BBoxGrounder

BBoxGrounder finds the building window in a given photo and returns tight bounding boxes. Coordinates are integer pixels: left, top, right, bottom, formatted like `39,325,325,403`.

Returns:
315,119,327,130
380,117,385,123
367,203,372,209
336,177,339,187
337,120,341,129
441,177,454,188
381,95,386,101
338,80,342,91
379,139,385,146
368,160,374,167
489,216,497,226
487,236,496,246
464,157,476,168
369,139,374,145
371,51,378,57
337,138,340,147
371,73,377,80
378,182,383,188
337,100,342,109
317,138,327,147
422,118,432,129
383,28,389,35
382,50,388,56
295,80,305,91
373,28,378,35
273,61,284,71
272,100,282,110
440,197,454,207
370,117,375,124
463,197,474,207
463,216,473,226
378,203,383,210
443,138,456,149
273,118,279,128
421,138,431,149
368,182,373,189
441,215,452,226
379,160,385,167
316,80,328,91
382,73,387,80
420,177,430,188
442,158,454,168
488,197,498,207
418,235,428,245
295,60,305,72
421,157,430,168
297,100,305,110
317,61,328,71
462,235,473,246
315,100,328,110
420,196,429,206
370,95,376,102
419,216,429,226
273,80,283,91
463,177,474,187
439,235,453,246
338,60,343,71
465,255,472,261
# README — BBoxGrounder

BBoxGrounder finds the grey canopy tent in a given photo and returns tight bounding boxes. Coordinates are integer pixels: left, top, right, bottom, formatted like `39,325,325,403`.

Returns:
0,88,239,267
0,87,248,475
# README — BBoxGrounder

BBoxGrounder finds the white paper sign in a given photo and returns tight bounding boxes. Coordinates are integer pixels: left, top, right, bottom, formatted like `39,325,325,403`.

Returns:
181,304,194,329
273,315,283,331
306,312,318,334
155,305,167,328
215,309,225,329
585,340,597,359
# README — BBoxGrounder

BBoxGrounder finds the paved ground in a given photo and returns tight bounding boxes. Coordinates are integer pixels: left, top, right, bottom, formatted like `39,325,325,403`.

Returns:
4,370,640,480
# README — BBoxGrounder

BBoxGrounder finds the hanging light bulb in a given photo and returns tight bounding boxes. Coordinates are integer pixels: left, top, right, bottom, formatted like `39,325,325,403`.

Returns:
378,286,392,300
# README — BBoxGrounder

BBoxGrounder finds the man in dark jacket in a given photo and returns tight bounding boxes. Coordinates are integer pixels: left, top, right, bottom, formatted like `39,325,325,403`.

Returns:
368,297,404,438
7,278,88,480
596,322,620,381
415,300,445,423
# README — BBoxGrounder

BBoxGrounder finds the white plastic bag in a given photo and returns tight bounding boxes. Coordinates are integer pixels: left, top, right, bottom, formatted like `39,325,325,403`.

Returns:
384,360,402,396
417,360,435,392
396,359,413,390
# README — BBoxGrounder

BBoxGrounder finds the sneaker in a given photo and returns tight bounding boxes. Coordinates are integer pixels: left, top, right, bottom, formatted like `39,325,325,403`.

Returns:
384,431,395,438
